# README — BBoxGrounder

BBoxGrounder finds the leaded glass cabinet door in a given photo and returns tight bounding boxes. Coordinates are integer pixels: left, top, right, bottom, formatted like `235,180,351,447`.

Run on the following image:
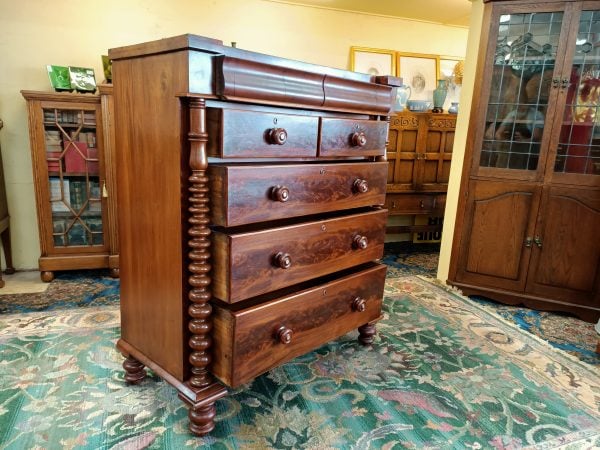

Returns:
477,5,570,180
42,103,106,252
549,4,600,186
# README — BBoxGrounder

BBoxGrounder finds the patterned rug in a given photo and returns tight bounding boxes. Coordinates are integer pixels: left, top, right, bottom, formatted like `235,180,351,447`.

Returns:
1,275,599,449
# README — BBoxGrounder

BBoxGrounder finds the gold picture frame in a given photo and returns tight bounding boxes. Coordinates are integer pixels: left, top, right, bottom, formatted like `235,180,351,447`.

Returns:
438,56,464,84
350,46,396,77
396,52,440,101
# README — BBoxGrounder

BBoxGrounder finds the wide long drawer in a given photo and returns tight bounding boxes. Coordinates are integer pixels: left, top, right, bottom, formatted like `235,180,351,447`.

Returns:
212,263,386,387
212,208,387,303
206,108,319,158
209,161,388,227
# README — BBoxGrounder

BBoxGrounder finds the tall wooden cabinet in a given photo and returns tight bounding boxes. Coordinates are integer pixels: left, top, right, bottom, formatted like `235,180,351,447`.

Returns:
109,34,395,435
22,90,119,281
385,111,455,236
448,0,600,322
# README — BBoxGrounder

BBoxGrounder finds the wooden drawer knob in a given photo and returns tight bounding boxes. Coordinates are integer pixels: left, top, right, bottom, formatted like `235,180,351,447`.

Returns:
353,235,368,249
353,178,369,194
275,326,293,344
351,131,367,147
273,252,292,269
268,128,288,145
352,297,366,312
270,185,290,202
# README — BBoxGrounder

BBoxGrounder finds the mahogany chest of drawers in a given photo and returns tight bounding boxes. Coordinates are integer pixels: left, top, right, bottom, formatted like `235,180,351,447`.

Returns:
109,34,397,435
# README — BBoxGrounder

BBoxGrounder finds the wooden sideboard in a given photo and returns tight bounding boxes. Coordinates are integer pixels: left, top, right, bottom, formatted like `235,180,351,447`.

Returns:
109,34,396,435
0,119,15,287
384,111,456,237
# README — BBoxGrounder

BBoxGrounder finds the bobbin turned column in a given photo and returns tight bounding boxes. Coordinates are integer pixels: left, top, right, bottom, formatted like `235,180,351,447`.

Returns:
179,97,226,436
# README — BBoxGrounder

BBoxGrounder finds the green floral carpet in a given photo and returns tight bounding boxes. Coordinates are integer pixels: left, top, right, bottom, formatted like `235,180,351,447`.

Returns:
1,275,599,449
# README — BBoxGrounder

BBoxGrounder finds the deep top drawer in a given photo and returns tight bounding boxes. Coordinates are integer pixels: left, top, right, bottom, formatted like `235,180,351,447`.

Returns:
209,161,388,227
206,108,319,158
319,117,388,157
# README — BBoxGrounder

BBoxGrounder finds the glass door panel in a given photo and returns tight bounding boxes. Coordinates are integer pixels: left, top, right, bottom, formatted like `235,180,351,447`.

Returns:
481,11,563,171
43,107,104,248
555,9,600,176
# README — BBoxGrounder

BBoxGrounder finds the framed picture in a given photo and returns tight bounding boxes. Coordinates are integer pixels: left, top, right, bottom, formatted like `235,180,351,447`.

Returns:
439,56,464,84
350,47,396,76
397,52,439,101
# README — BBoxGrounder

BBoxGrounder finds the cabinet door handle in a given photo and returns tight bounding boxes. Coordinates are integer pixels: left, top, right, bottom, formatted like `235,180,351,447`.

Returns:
275,326,293,344
268,127,287,145
552,77,561,88
534,236,543,248
351,131,367,147
353,178,369,193
352,297,366,312
353,235,368,249
524,237,533,248
273,252,292,269
561,78,570,90
102,181,109,198
270,185,290,202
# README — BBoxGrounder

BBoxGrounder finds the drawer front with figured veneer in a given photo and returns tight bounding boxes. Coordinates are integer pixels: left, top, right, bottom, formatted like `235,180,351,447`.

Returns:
206,108,319,158
211,263,386,387
209,162,388,227
212,208,387,302
319,117,388,157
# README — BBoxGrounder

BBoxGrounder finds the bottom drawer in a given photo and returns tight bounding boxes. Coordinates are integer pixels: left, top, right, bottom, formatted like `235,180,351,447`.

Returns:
211,263,386,387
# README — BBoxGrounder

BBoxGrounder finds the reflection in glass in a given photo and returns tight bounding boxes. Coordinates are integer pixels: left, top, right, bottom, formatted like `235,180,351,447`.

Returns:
556,10,600,175
481,12,562,170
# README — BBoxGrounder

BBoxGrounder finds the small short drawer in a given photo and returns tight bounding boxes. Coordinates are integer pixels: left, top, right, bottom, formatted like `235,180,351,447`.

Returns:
319,117,388,157
209,161,388,227
206,108,318,158
385,193,440,215
212,208,387,303
212,263,386,387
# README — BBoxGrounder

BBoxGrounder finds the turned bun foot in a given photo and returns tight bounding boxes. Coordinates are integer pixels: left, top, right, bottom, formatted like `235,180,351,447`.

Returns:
189,403,217,436
40,271,54,282
358,323,377,345
110,268,120,278
123,356,147,384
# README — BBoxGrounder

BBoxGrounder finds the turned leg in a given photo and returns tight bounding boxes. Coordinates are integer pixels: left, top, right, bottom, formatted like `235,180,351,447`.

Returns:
1,227,15,274
40,271,54,282
189,402,217,436
358,322,377,345
123,356,146,384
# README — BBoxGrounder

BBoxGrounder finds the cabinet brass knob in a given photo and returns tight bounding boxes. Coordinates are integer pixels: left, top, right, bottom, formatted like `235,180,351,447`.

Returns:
351,131,367,147
270,185,290,202
524,237,533,248
273,252,292,269
268,127,288,145
353,235,368,249
534,236,543,248
275,326,293,344
352,297,366,312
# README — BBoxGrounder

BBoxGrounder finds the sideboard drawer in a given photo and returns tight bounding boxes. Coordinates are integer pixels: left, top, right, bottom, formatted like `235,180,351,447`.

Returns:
209,161,388,227
385,193,441,215
319,118,388,157
212,208,387,303
206,108,318,158
212,263,386,387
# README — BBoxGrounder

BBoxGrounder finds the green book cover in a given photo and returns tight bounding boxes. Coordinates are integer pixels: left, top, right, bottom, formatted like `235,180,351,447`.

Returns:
47,65,72,91
68,66,97,92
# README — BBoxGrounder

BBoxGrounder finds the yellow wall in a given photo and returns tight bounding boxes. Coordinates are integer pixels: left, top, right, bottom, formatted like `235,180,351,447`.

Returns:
437,0,483,282
0,0,469,269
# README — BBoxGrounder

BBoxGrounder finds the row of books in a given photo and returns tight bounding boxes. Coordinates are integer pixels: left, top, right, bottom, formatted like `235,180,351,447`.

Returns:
53,218,103,247
43,109,96,125
49,178,101,213
46,132,99,174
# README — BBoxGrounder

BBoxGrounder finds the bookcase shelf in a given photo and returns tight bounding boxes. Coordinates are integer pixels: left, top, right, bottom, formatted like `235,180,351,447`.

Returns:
22,88,119,281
